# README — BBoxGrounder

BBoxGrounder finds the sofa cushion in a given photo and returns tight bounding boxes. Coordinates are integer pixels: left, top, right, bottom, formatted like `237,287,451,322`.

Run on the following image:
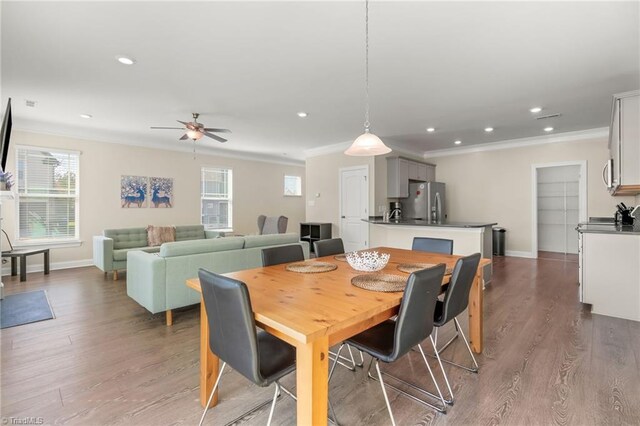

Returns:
175,225,206,241
160,236,245,257
113,246,160,261
243,233,300,249
105,228,148,250
147,225,176,247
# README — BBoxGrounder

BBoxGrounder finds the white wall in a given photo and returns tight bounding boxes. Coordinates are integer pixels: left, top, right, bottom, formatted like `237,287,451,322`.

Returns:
2,130,306,268
305,152,375,238
428,137,637,255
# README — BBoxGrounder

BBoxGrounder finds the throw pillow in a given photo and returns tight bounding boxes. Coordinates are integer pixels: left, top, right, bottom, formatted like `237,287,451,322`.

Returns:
147,225,176,247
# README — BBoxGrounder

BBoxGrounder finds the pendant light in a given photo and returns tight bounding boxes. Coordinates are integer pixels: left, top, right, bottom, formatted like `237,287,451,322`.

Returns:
345,0,391,156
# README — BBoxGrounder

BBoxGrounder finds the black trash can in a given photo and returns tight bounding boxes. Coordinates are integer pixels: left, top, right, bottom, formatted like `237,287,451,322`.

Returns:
493,227,506,256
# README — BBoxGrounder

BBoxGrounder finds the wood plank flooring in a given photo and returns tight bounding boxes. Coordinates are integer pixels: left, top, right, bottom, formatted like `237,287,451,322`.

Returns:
1,256,639,425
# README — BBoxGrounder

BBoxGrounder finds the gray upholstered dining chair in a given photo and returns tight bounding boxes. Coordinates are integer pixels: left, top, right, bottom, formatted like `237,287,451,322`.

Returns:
313,238,345,258
261,245,305,267
426,252,482,405
257,215,288,235
330,265,450,424
197,269,297,426
412,237,454,255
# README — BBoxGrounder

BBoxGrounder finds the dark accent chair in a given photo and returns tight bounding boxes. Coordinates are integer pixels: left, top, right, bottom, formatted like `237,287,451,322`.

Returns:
313,238,345,258
257,215,288,235
197,269,297,426
261,245,305,267
427,253,482,406
330,265,450,423
412,237,454,255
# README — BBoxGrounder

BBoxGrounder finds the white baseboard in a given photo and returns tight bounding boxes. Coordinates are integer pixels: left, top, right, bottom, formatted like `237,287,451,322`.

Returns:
504,250,535,258
1,258,94,276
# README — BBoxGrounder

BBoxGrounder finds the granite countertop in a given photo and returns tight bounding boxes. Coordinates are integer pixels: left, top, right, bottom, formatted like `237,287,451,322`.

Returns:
364,218,497,228
577,223,640,235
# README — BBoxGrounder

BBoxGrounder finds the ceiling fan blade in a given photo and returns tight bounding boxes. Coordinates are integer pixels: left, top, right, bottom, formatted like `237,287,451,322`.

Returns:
203,132,227,143
179,134,189,140
177,120,189,125
203,128,232,133
150,126,184,130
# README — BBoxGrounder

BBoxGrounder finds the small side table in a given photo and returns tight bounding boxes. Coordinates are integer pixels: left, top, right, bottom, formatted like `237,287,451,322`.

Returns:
1,248,50,282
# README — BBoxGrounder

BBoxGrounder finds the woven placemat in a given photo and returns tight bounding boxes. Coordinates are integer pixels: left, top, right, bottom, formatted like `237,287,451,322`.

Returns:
351,274,407,292
285,261,337,274
396,263,453,275
334,253,347,261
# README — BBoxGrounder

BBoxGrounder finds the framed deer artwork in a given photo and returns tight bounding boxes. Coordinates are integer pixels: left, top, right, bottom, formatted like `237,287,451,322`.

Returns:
121,175,148,208
149,177,173,208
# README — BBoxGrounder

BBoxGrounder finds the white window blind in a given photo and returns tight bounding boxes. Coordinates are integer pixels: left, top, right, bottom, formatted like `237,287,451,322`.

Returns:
284,175,302,196
201,167,232,230
16,147,80,241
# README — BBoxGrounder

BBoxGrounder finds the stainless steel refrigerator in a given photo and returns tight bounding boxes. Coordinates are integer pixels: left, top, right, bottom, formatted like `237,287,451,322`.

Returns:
403,182,446,223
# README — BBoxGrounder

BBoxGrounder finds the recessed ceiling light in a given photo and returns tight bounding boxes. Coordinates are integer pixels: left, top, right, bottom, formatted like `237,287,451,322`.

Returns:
426,127,435,133
544,127,554,132
484,127,494,132
80,114,92,119
116,56,136,65
297,111,308,118
530,107,543,113
454,140,462,145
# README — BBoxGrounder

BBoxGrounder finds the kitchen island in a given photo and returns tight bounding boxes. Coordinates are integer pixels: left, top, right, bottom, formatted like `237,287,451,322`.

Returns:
365,219,497,283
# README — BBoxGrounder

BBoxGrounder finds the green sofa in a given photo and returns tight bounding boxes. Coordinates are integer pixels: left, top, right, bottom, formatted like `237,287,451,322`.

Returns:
126,233,309,325
93,225,221,280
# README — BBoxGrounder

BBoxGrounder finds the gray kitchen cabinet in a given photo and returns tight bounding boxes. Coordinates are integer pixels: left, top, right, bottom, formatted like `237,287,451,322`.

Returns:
387,157,410,198
408,162,419,180
425,164,436,182
387,157,437,198
606,90,640,195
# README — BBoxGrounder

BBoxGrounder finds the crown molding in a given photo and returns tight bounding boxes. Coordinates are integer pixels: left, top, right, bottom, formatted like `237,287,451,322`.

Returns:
13,126,305,167
423,127,609,159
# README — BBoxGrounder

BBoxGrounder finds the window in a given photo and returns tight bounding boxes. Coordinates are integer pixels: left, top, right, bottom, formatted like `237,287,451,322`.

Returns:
201,167,232,230
16,146,80,242
284,175,302,196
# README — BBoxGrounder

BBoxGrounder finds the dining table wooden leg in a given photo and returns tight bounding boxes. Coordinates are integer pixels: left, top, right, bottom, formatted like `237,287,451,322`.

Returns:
199,299,220,408
468,267,484,354
296,336,329,425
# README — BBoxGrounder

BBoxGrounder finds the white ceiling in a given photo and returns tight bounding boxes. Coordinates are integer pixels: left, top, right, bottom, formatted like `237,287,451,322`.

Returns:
2,1,639,163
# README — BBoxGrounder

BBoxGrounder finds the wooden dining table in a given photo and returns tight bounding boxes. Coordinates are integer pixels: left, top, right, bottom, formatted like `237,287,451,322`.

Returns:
185,246,490,425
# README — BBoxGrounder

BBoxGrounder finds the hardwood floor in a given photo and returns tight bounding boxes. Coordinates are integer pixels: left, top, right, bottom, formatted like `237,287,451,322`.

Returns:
1,256,639,425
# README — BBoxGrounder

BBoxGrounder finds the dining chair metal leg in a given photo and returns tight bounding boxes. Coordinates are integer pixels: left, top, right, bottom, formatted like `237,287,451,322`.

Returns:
423,336,453,405
266,382,280,426
329,343,345,382
453,317,479,372
427,317,478,373
375,360,397,426
366,350,447,413
198,362,227,426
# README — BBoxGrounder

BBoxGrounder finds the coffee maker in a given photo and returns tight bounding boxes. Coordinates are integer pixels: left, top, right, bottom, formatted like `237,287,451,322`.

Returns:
389,202,402,221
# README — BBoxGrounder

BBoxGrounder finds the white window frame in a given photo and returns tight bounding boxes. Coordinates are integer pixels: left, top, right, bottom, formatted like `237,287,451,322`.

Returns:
201,166,233,231
284,174,302,197
14,145,81,247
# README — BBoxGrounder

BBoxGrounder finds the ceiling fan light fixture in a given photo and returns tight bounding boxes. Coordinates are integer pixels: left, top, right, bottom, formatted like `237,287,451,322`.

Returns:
186,129,202,140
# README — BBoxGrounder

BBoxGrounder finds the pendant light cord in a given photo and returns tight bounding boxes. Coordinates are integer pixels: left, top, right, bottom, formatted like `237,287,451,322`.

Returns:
364,0,370,131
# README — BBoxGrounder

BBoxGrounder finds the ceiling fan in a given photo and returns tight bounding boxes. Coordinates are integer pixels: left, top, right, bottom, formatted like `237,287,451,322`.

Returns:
151,113,231,143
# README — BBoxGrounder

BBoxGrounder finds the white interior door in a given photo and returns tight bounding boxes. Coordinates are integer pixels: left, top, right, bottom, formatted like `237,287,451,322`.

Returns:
340,166,369,252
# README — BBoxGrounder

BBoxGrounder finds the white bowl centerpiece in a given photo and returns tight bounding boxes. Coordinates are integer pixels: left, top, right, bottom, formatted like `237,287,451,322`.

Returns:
345,251,390,272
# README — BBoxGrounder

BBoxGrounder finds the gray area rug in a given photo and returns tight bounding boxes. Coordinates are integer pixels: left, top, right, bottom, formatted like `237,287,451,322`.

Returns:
0,290,55,329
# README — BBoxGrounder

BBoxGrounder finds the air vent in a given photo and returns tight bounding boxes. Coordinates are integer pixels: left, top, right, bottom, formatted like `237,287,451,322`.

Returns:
536,113,561,120
25,99,37,108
